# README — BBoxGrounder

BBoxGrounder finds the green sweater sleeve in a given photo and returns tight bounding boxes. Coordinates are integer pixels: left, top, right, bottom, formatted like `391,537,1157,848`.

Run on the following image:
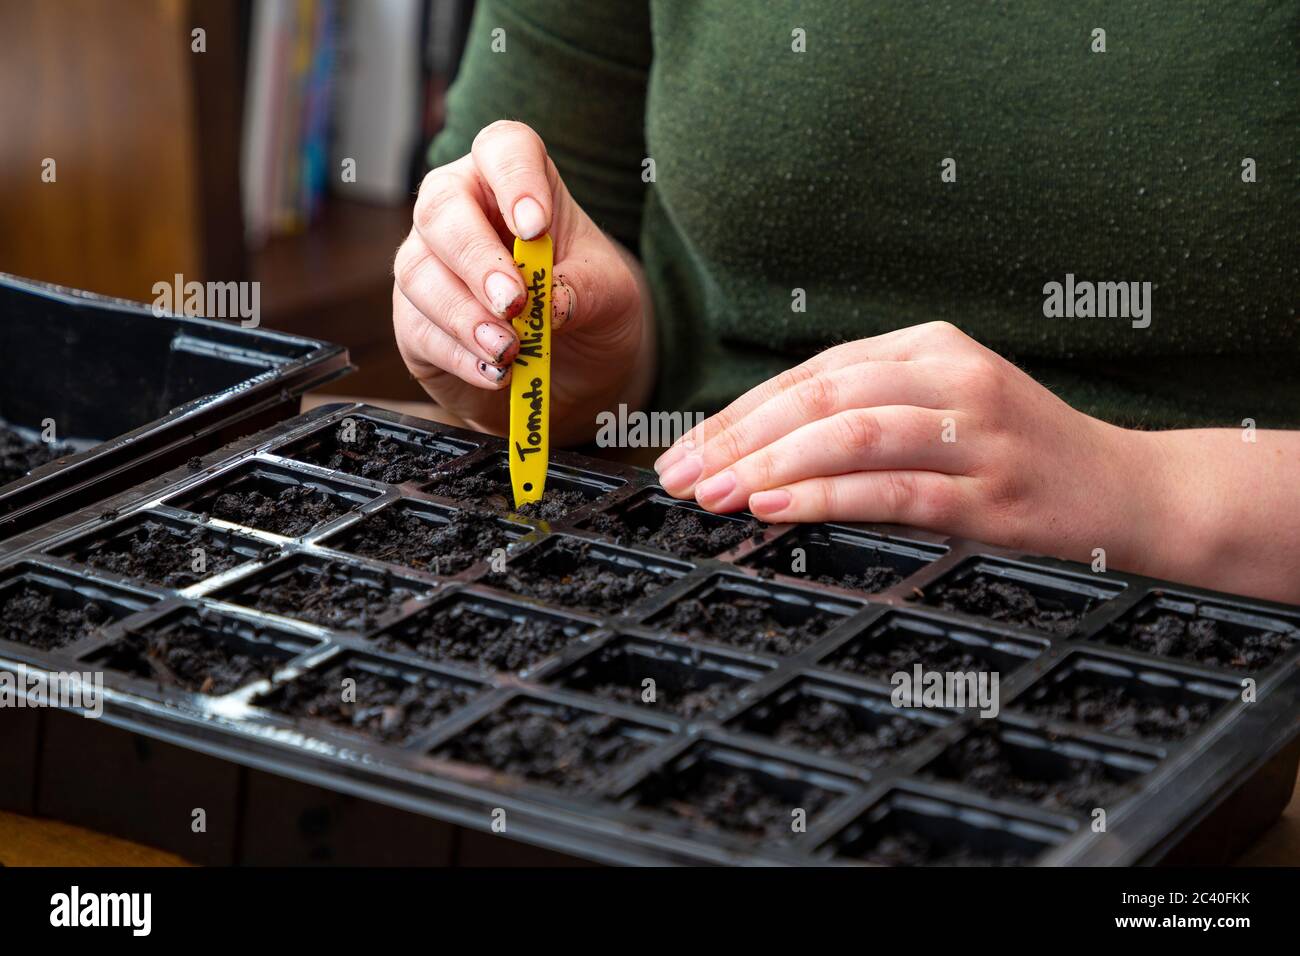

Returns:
428,0,652,251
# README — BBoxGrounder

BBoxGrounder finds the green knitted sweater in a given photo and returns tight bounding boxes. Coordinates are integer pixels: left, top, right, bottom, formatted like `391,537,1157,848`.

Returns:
431,0,1298,428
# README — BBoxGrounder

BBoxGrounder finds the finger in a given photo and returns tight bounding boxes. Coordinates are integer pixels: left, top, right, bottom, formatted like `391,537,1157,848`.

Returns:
686,407,971,511
550,238,639,337
748,470,969,530
394,284,512,390
413,163,528,321
657,362,947,494
654,334,920,476
395,233,519,367
471,120,554,240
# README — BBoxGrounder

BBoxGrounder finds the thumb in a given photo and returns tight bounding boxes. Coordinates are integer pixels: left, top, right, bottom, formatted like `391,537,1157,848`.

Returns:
550,239,639,335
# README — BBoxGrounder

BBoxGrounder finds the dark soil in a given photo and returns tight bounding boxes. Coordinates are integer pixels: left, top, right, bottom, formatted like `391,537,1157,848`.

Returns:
1019,675,1216,741
582,675,735,719
0,424,67,485
291,418,458,485
658,593,838,657
0,584,114,651
425,466,596,521
71,520,262,588
936,730,1134,813
484,539,671,614
202,483,354,537
334,506,517,576
585,507,763,559
814,566,904,594
642,766,833,840
845,826,1033,866
229,562,419,630
93,620,281,695
925,574,1086,636
437,701,653,791
258,662,475,743
754,698,927,767
1099,606,1294,672
373,601,579,673
825,630,1000,681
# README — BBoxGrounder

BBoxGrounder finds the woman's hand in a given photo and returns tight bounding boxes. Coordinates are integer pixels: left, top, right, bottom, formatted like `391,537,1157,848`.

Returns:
655,321,1166,574
655,320,1300,603
393,120,653,444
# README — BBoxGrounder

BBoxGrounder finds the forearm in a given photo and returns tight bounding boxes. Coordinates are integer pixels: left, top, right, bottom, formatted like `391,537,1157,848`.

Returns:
1127,427,1300,603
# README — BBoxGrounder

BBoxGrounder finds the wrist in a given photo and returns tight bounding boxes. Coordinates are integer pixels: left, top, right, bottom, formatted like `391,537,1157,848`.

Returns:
1089,423,1181,579
1105,426,1226,585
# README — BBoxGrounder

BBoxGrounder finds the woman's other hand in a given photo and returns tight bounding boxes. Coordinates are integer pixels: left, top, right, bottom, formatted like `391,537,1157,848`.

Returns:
655,321,1163,573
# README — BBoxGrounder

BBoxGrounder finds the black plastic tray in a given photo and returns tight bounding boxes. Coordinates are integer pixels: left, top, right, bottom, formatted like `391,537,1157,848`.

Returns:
0,274,351,544
0,402,1296,866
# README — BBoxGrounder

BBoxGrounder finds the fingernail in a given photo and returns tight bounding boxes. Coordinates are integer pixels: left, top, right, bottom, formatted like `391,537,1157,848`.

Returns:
478,360,510,384
749,490,792,516
474,322,516,363
694,470,736,506
512,197,548,240
658,454,703,494
654,438,694,475
485,272,524,317
552,277,573,331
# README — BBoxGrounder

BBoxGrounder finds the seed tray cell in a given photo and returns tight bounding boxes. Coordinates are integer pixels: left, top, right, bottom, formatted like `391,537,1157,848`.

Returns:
0,562,157,653
81,606,320,697
923,721,1156,815
553,633,772,719
368,590,594,676
481,534,690,615
916,556,1125,637
581,489,765,559
51,511,274,589
0,401,1297,866
824,789,1075,866
818,609,1047,684
254,651,486,746
732,675,949,771
320,499,532,577
628,742,855,843
644,572,861,658
430,694,666,794
211,554,432,632
1093,590,1298,672
168,461,380,539
1011,652,1239,742
744,523,947,595
277,415,476,485
424,451,624,522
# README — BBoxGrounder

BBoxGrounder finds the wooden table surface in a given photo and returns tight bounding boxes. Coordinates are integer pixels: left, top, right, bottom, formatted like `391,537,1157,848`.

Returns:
3,396,1294,867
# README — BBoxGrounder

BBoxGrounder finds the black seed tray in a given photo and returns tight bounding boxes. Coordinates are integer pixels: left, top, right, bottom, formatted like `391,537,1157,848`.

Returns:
0,402,1296,866
0,273,351,545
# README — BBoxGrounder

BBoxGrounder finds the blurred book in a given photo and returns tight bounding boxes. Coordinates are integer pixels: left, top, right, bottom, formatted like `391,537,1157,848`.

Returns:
331,0,423,206
241,0,471,246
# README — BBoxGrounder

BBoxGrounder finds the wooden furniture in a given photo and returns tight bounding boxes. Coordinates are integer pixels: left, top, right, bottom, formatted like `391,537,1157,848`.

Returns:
0,0,426,402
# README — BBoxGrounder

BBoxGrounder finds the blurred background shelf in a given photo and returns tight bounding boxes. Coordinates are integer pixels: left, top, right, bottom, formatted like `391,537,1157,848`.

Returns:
252,197,414,397
0,0,474,404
